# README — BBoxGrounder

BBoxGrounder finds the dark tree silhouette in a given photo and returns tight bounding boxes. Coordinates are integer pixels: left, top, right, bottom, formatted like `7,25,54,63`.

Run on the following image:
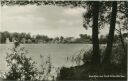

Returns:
91,2,100,65
103,1,118,64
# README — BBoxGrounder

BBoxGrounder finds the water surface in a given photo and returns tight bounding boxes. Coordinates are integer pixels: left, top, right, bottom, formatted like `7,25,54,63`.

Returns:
0,44,92,72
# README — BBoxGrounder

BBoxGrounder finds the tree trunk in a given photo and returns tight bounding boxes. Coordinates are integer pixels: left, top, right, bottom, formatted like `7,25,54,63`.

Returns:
103,1,117,64
119,28,127,54
91,2,100,65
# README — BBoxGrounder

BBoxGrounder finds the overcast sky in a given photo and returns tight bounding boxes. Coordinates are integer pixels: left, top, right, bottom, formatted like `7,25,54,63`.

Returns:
0,5,108,38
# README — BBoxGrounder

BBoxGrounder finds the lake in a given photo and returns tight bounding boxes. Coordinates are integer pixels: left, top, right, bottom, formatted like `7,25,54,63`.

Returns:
0,44,92,73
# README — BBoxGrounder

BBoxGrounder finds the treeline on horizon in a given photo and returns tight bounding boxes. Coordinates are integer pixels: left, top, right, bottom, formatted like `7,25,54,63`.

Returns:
0,31,127,44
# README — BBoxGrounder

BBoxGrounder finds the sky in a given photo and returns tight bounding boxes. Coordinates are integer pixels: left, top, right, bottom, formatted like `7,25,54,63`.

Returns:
0,5,109,38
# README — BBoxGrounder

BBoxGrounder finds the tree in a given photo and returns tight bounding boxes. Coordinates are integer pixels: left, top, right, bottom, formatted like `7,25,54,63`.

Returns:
91,2,100,64
78,34,91,43
83,1,113,65
118,1,128,31
103,1,118,64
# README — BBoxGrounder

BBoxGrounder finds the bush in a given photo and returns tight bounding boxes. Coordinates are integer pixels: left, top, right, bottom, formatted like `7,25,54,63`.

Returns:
5,46,38,80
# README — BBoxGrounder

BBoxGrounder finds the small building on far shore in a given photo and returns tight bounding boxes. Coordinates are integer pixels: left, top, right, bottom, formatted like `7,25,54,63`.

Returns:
6,37,15,44
6,38,11,44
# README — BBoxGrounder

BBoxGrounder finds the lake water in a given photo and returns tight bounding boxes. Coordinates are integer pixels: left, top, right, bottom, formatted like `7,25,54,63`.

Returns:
0,44,92,72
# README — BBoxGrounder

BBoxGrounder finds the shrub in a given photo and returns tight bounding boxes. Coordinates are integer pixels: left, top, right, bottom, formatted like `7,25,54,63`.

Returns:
5,46,38,80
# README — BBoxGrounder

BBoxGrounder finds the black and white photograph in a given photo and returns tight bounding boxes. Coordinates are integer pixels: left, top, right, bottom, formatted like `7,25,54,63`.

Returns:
0,0,127,81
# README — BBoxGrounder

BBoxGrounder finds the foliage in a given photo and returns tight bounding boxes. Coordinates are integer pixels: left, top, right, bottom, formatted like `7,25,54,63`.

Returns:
1,0,87,8
5,46,38,80
66,48,86,66
57,43,127,80
0,31,93,44
38,55,55,80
